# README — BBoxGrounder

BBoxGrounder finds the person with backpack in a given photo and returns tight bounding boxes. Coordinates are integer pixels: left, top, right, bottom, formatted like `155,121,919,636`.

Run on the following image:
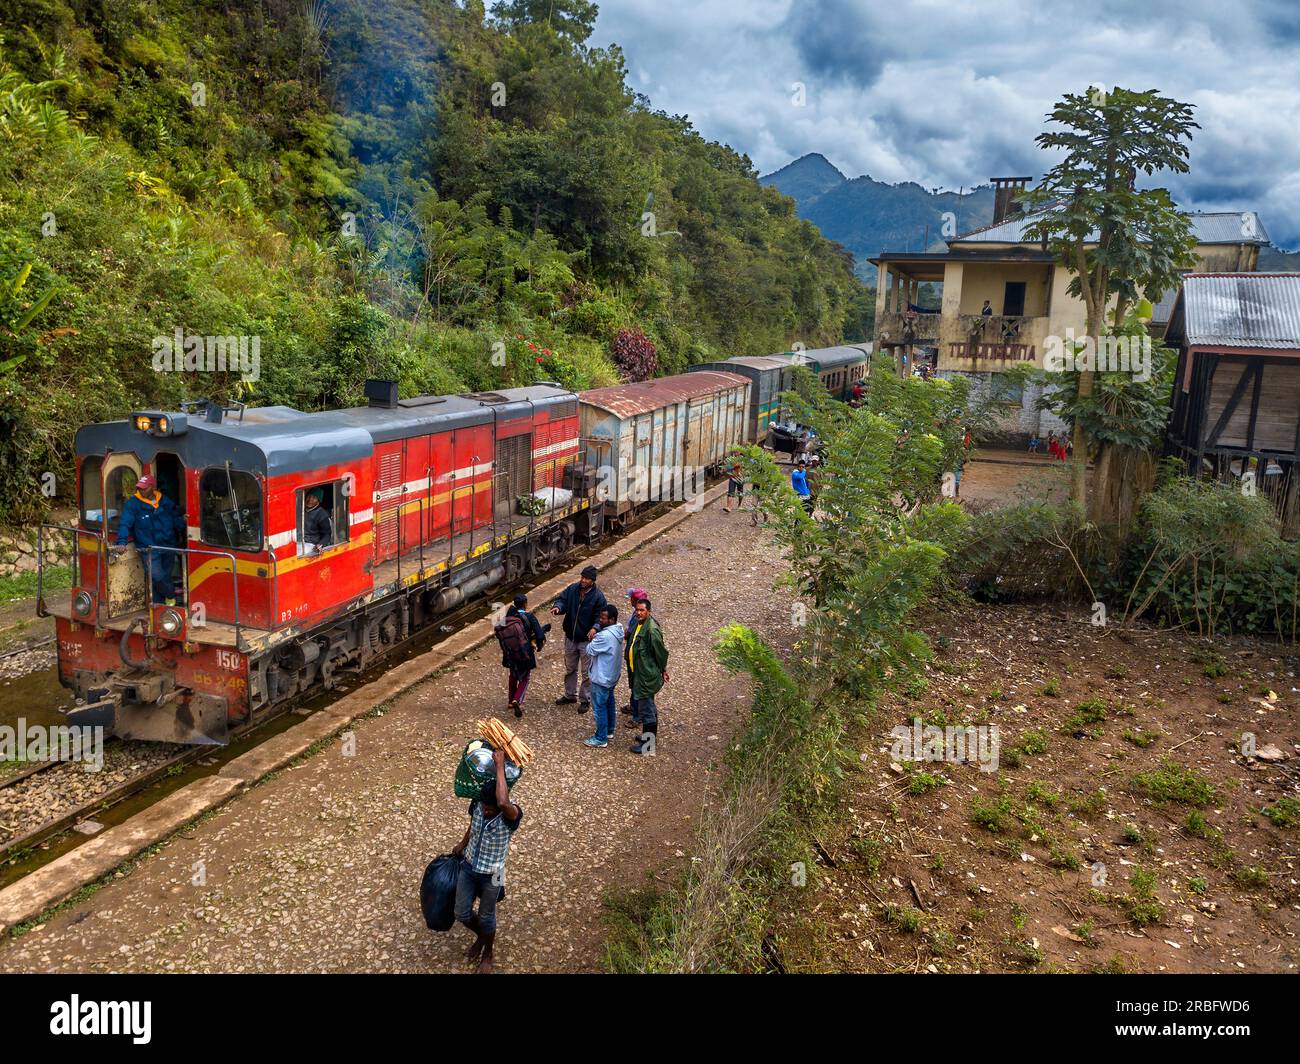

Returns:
495,593,547,718
582,605,625,748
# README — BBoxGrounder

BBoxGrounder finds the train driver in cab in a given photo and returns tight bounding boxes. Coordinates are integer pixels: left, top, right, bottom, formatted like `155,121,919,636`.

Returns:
112,473,187,604
302,488,334,554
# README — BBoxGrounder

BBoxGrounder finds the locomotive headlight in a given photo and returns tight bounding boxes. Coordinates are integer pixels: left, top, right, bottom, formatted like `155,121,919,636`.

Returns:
73,590,93,616
159,607,184,636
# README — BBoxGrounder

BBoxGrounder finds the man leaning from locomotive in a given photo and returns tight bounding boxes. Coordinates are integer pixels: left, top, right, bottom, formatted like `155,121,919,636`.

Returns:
112,473,187,604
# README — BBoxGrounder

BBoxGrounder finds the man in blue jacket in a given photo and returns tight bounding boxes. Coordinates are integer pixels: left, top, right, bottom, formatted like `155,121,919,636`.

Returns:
113,473,187,604
791,459,814,515
583,605,625,747
551,564,607,711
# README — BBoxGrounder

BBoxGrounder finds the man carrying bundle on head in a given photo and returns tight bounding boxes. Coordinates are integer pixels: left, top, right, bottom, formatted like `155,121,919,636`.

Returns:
451,748,522,974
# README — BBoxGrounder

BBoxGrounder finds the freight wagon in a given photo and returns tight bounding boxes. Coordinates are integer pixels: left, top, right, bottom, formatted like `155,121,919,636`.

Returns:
687,356,793,443
578,372,750,528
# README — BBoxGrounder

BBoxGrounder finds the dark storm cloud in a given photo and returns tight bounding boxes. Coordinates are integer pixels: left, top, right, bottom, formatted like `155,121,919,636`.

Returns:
780,0,888,87
590,0,1300,246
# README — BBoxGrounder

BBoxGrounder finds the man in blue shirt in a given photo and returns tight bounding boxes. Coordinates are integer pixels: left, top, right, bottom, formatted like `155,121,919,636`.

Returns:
791,459,813,515
583,605,625,747
113,473,187,604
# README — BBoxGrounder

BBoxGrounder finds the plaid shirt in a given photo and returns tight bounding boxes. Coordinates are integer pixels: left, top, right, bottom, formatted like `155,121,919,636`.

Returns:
466,800,523,875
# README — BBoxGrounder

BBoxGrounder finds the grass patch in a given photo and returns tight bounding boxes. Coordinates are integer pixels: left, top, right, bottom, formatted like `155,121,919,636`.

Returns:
1067,788,1108,818
1125,865,1165,927
1261,796,1300,828
1132,759,1216,807
970,794,1016,834
883,904,924,933
1234,865,1270,891
0,563,73,602
1122,726,1160,748
1017,729,1050,755
1026,780,1062,807
1063,697,1109,736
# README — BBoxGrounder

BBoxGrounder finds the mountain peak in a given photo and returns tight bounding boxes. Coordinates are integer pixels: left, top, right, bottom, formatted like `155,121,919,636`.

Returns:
761,153,848,202
761,154,997,280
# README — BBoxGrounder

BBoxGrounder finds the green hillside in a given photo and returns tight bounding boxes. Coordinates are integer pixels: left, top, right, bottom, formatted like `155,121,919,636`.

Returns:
0,0,870,523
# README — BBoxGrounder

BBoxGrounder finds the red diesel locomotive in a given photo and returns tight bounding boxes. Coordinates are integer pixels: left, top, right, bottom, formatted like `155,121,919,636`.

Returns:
40,380,601,744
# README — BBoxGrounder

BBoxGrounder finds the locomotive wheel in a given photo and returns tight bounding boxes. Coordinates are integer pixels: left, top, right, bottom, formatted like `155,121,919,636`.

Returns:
528,539,552,575
505,548,525,583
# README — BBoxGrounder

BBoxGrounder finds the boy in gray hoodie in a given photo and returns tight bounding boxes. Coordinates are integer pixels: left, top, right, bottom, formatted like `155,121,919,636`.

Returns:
582,605,625,747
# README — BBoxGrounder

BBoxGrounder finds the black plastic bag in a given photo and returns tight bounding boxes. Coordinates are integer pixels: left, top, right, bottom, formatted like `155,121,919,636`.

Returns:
420,854,461,932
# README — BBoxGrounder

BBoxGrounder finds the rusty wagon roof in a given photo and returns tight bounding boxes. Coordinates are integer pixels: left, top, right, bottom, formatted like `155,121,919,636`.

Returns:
580,371,750,418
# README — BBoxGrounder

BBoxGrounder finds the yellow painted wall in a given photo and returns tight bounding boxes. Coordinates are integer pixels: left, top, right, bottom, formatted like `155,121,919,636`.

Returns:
956,263,1052,316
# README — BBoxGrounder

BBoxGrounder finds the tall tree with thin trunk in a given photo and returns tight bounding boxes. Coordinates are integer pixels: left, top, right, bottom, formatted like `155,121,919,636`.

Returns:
1022,87,1198,522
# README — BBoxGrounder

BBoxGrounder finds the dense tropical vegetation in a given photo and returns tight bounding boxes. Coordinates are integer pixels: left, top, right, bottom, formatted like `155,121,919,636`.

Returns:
0,0,871,522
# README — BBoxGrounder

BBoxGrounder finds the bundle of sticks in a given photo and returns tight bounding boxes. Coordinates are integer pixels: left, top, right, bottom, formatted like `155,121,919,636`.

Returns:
476,717,535,766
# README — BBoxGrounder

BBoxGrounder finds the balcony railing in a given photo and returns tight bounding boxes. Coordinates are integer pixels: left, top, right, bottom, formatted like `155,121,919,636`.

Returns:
960,313,1032,341
878,310,941,344
948,341,1037,361
949,314,1038,362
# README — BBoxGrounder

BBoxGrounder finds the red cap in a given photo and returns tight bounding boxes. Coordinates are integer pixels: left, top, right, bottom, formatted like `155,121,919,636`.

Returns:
136,474,156,492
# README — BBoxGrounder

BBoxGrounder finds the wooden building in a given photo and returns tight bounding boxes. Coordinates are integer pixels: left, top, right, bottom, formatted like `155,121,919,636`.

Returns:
1165,273,1300,537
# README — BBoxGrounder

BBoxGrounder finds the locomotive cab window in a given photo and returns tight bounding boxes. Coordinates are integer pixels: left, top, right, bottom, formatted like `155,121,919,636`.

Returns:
82,458,138,535
297,482,349,556
199,468,263,552
80,456,105,529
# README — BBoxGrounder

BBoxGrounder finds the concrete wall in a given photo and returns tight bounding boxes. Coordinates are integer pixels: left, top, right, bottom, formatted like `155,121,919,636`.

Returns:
939,369,1071,439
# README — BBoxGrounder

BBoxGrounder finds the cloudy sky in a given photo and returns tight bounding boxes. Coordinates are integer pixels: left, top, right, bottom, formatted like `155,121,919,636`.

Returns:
589,0,1300,247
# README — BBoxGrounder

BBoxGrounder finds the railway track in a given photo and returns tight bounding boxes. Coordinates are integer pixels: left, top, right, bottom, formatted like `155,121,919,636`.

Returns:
0,745,203,867
0,494,691,872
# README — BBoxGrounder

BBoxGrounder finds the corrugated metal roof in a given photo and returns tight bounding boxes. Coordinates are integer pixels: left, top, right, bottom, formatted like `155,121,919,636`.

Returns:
581,371,749,418
1172,273,1300,349
1150,285,1180,324
951,210,1269,247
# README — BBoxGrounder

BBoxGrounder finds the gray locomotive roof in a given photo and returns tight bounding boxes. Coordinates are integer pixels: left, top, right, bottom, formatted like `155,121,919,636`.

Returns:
766,345,870,370
691,356,790,372
77,385,577,476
